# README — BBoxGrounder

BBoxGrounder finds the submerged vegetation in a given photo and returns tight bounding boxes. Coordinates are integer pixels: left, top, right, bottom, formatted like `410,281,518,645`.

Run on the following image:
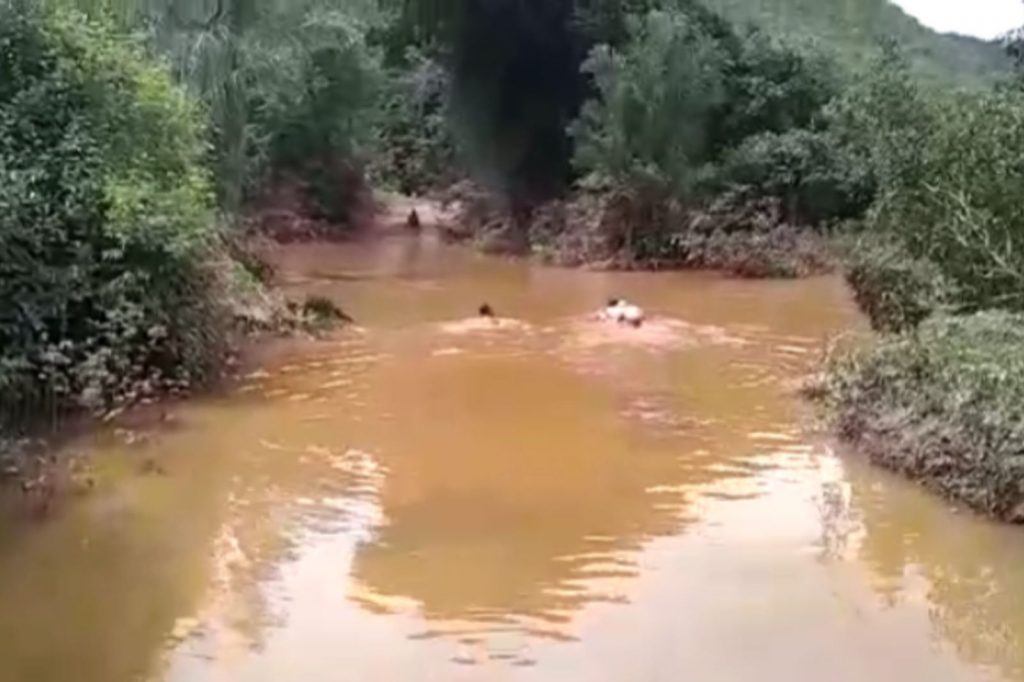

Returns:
2,0,1024,519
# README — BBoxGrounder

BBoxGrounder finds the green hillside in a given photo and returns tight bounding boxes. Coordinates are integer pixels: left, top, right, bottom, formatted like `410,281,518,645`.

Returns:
703,0,1012,87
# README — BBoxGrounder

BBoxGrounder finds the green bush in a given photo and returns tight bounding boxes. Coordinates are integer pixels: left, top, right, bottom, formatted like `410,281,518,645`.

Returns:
832,52,1024,313
826,48,932,200
722,129,873,224
0,4,225,429
824,312,1024,522
255,5,381,220
717,28,839,144
841,237,956,333
570,5,845,210
570,8,729,199
139,0,381,217
369,50,455,195
887,91,1024,311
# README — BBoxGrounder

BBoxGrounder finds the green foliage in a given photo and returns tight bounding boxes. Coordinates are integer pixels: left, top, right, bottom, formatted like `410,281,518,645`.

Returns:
704,0,1010,88
841,237,956,332
571,6,844,205
821,48,1024,521
570,9,729,198
561,3,865,269
372,0,460,64
573,0,663,47
889,91,1024,311
369,50,455,194
130,0,382,216
717,29,839,143
826,48,931,204
823,312,1024,522
255,5,381,220
837,53,1024,313
722,129,873,224
0,2,224,429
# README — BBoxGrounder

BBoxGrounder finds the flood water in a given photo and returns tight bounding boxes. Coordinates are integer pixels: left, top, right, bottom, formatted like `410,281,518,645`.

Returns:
2,232,1024,682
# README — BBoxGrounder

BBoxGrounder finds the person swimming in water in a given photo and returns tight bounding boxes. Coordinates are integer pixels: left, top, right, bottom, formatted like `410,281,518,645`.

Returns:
600,298,645,327
439,302,529,334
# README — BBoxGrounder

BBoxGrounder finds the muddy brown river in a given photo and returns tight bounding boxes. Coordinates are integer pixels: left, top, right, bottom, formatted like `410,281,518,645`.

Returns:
2,232,1024,682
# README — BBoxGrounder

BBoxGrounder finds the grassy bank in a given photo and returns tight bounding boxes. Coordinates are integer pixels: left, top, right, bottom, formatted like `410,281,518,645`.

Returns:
822,313,1024,523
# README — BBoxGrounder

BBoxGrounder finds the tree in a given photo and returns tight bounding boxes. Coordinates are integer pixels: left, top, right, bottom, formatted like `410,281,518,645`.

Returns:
570,9,729,199
0,1,223,425
69,0,382,215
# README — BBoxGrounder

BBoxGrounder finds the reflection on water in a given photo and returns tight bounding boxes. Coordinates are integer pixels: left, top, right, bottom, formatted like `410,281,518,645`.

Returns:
836,454,1024,680
0,234,1022,682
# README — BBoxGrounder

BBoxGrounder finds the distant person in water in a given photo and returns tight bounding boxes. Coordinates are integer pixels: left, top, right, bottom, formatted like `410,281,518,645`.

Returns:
407,209,421,231
600,298,645,327
439,302,528,334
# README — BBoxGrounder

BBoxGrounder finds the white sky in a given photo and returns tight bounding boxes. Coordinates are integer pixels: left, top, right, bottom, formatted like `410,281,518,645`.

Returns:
892,0,1024,39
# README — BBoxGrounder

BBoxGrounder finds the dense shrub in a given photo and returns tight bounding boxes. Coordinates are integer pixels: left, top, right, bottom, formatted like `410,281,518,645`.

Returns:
824,312,1024,523
722,129,873,224
885,91,1024,311
832,52,1024,313
570,9,729,199
143,0,382,218
841,237,956,333
826,49,932,200
819,49,1024,523
369,50,456,195
717,29,839,145
558,6,855,269
255,6,381,221
571,6,844,192
523,189,831,275
0,4,225,429
820,47,1024,348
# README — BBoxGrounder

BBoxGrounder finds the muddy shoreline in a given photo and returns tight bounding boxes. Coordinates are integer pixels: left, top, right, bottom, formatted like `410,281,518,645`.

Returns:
432,184,834,278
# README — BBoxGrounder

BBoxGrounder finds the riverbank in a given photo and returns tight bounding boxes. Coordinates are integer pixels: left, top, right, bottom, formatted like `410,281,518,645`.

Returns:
815,312,1024,525
0,222,355,516
810,230,1024,526
0,183,436,516
437,183,834,278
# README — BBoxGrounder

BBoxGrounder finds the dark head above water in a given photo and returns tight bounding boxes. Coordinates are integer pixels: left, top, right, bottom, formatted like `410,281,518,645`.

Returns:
479,303,494,318
607,298,622,307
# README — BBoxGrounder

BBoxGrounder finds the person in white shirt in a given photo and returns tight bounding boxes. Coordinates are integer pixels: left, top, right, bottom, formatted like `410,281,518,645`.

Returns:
600,298,645,328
